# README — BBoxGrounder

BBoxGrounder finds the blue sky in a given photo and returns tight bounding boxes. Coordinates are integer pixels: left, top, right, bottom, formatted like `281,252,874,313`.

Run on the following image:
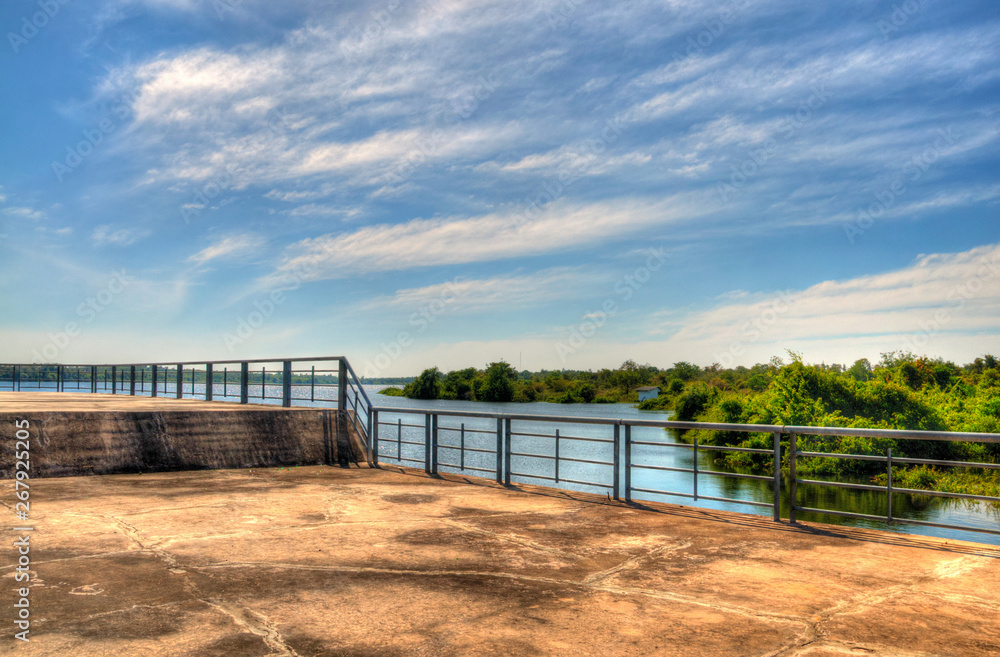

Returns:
1,0,998,376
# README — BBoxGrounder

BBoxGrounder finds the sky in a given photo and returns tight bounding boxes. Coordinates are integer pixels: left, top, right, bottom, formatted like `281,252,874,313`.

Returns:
0,0,998,377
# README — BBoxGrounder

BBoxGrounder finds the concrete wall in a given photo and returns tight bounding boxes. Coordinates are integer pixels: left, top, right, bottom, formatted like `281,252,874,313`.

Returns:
0,409,368,478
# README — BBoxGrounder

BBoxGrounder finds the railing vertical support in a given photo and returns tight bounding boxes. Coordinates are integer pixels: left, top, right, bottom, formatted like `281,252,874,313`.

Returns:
240,362,249,404
111,366,117,394
14,365,19,392
371,410,380,467
424,414,432,475
175,365,183,399
282,360,292,408
151,365,158,397
130,366,136,396
693,437,699,501
503,418,512,486
554,429,560,483
772,432,782,521
624,424,632,503
789,433,798,524
495,418,503,484
887,448,893,525
613,423,621,501
397,418,402,460
311,366,315,403
90,366,97,394
431,414,439,475
337,359,347,414
205,364,213,401
57,365,63,392
460,423,465,471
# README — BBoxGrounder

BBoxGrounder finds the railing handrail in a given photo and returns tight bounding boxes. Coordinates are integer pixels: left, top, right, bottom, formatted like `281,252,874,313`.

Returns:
0,356,346,368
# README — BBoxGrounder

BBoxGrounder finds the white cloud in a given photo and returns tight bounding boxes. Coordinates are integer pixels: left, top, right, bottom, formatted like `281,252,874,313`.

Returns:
187,234,265,265
3,207,45,221
268,194,706,282
91,225,150,247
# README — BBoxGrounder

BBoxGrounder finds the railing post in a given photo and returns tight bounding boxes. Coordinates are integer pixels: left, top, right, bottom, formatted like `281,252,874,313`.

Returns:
311,366,315,403
886,448,893,525
151,365,158,397
372,410,380,467
554,428,560,483
789,433,798,524
282,360,292,407
397,417,402,460
624,424,632,503
90,366,97,393
57,365,63,392
205,364,213,401
503,418,512,486
176,364,183,399
773,432,782,522
424,414,432,475
613,423,621,501
14,365,20,392
460,423,465,471
240,362,249,404
111,366,117,394
130,366,136,396
261,367,266,400
337,359,347,414
495,418,503,484
693,436,699,501
431,414,439,475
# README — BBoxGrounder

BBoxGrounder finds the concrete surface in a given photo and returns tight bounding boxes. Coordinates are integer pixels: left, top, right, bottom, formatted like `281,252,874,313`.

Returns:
0,393,366,478
2,464,998,656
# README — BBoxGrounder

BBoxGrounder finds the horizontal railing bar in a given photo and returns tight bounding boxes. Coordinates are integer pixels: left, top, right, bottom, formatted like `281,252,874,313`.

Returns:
438,463,496,474
631,440,691,448
797,478,886,493
794,506,886,522
700,445,775,455
700,470,775,482
630,487,694,499
797,451,886,462
547,476,612,489
885,516,1000,536
695,494,774,508
437,426,497,435
509,431,613,443
892,487,1000,504
631,464,694,474
438,446,496,455
509,472,558,483
553,456,614,467
509,451,556,461
890,457,1000,470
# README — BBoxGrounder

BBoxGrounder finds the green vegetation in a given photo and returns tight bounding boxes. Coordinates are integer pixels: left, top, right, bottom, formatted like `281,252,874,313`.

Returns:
379,359,663,403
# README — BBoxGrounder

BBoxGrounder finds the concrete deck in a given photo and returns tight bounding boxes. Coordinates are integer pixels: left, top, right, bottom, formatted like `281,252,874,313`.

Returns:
2,465,999,656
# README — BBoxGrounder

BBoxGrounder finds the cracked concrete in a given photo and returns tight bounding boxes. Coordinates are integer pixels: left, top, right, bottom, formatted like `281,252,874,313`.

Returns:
1,464,998,656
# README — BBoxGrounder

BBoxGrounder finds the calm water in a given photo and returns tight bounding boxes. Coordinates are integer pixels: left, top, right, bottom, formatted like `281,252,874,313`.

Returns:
13,379,999,545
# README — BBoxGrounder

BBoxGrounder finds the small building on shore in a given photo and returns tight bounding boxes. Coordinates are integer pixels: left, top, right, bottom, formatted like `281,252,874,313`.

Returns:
635,386,660,402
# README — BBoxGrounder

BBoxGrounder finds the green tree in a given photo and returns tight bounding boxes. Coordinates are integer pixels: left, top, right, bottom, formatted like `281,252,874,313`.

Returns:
404,367,442,400
479,361,516,402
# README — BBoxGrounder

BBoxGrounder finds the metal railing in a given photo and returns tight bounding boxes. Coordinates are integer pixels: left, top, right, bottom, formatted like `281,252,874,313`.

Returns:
371,407,1000,539
0,357,372,443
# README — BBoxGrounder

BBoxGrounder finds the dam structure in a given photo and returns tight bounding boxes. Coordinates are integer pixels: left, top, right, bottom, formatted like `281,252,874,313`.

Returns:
2,356,1000,656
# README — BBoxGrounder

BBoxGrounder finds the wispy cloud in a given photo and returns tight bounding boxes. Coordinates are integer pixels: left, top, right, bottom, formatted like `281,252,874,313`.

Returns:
91,225,151,247
187,233,265,265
